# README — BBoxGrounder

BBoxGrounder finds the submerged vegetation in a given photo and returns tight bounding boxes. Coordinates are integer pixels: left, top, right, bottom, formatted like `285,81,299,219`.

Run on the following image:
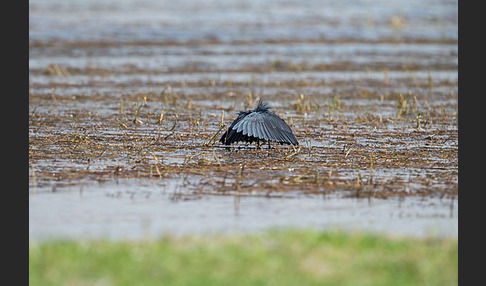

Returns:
29,59,458,199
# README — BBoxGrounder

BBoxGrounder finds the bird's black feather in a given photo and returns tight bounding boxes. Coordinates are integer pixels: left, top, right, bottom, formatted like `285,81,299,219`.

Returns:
219,100,298,146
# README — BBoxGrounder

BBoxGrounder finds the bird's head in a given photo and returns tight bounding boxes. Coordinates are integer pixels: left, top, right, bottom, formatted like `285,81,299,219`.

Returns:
254,99,270,112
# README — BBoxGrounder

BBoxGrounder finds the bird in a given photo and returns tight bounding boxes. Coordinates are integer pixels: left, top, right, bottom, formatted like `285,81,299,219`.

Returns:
219,100,299,147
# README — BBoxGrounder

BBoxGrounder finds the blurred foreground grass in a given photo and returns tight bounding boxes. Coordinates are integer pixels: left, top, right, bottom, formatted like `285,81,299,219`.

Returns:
29,230,457,286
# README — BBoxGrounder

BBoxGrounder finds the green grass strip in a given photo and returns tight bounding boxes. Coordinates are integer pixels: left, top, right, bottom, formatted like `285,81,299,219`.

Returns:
29,230,457,286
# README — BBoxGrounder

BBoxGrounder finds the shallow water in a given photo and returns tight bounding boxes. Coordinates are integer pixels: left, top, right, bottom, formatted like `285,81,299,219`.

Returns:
29,179,457,241
29,0,458,240
29,0,458,43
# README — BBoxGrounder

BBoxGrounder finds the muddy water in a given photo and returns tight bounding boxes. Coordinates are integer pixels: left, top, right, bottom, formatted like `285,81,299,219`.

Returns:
29,0,458,240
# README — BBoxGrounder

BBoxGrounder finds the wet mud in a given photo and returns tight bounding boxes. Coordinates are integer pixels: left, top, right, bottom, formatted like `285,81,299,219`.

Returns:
29,40,457,199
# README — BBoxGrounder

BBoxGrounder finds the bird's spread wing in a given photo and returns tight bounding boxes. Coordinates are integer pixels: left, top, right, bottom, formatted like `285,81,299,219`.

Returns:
232,111,298,145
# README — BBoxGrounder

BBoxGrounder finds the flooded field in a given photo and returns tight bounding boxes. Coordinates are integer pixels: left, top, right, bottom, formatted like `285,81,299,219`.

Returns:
29,0,458,240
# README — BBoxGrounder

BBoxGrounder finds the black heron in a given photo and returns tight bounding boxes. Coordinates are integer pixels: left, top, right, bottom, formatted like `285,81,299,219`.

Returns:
219,100,299,147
